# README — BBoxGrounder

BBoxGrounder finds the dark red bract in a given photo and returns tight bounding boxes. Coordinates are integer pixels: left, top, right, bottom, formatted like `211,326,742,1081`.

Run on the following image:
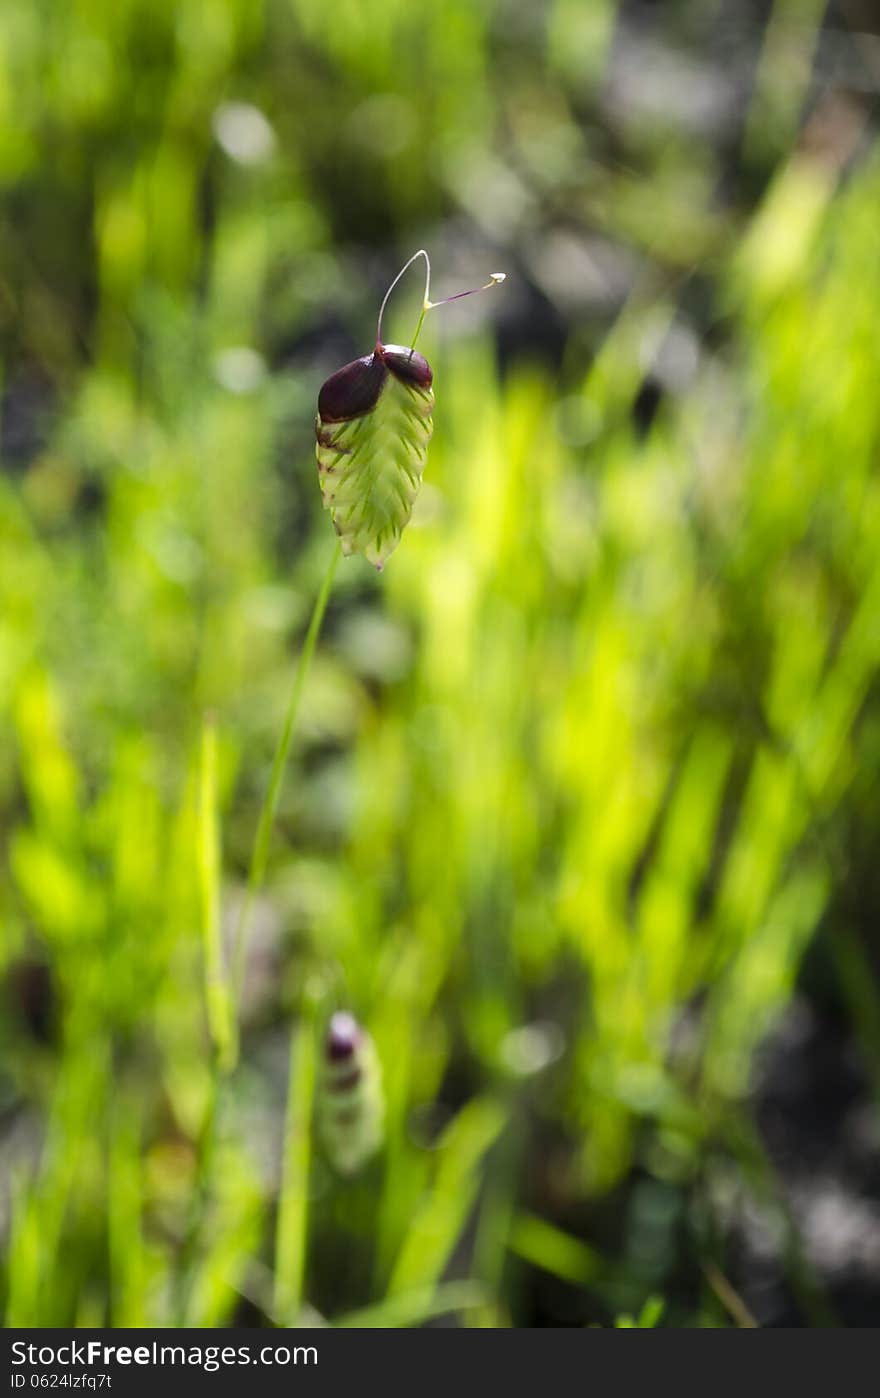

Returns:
317,353,386,424
378,343,433,390
317,344,433,426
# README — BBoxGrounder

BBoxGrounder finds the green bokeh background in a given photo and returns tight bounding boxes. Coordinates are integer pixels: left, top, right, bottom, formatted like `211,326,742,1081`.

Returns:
1,0,880,1327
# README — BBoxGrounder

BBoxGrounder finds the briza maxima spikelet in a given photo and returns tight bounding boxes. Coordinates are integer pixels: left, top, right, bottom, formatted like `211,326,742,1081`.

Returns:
317,1011,384,1176
315,343,433,570
315,250,505,570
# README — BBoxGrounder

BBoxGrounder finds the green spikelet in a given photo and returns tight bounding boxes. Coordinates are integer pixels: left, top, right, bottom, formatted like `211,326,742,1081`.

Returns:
314,251,504,569
318,1012,384,1176
315,343,434,570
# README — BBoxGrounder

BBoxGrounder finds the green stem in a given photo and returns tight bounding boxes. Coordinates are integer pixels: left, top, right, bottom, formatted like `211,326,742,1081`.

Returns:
377,249,431,349
410,302,429,353
179,542,341,1320
231,541,341,1022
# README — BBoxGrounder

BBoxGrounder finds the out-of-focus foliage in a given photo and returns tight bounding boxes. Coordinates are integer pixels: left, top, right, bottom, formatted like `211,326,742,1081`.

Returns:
1,0,880,1328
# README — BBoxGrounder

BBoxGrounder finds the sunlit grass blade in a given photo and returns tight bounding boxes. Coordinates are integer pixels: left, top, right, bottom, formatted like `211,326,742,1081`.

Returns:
388,1098,506,1296
108,1105,146,1326
508,1212,602,1288
198,714,234,1069
273,999,319,1324
335,1280,489,1328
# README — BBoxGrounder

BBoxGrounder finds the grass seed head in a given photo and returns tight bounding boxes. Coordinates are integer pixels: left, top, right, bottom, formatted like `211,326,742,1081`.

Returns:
315,250,504,569
318,1011,385,1176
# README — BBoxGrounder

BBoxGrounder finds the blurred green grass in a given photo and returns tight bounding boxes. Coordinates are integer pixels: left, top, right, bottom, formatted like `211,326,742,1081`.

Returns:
2,0,880,1327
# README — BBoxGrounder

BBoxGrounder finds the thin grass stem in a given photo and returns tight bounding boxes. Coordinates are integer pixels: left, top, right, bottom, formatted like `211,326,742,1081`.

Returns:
231,541,341,1027
180,542,340,1320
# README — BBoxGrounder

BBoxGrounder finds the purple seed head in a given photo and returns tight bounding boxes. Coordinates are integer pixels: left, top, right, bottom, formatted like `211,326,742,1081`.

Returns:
317,353,387,425
326,1011,362,1061
378,343,433,390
